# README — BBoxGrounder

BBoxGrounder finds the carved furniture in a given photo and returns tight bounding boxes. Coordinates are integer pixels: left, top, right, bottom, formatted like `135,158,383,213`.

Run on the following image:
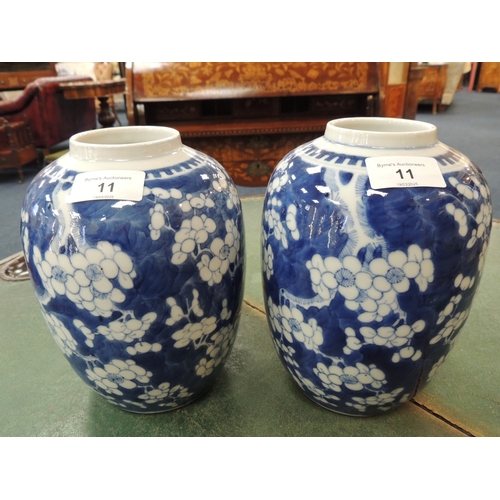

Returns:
0,76,97,154
476,62,500,93
417,63,448,114
60,79,126,128
56,62,123,125
403,64,427,119
93,62,122,125
0,117,39,182
126,62,417,186
0,63,57,91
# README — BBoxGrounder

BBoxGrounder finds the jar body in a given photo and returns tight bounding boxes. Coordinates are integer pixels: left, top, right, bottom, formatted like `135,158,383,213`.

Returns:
21,127,245,413
261,118,491,416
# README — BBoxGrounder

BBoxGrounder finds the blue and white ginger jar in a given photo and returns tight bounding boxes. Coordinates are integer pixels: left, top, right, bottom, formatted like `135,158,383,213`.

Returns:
261,117,491,416
21,126,245,413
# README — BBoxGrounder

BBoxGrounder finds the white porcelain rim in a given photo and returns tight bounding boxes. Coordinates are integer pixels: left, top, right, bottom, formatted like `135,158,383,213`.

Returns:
69,126,183,161
325,117,438,148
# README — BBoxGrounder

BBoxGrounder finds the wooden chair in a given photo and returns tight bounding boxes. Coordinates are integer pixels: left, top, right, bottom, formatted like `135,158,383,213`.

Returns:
93,63,121,125
0,116,39,182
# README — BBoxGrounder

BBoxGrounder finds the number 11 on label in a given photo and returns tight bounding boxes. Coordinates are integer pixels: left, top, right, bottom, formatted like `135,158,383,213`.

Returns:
68,170,146,203
98,182,115,193
365,156,446,189
396,169,414,180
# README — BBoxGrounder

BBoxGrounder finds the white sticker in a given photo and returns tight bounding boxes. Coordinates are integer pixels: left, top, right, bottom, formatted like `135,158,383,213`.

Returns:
365,156,446,189
67,170,146,203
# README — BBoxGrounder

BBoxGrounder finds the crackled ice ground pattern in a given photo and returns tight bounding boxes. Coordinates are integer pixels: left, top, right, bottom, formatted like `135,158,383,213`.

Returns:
21,154,244,412
262,141,491,416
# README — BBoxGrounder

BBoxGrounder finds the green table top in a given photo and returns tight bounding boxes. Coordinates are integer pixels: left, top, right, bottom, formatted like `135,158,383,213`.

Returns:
1,196,499,436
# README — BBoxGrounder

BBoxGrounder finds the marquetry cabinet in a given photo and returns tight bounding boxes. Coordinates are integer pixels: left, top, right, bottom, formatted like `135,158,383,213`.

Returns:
126,62,418,186
417,63,448,114
476,63,500,93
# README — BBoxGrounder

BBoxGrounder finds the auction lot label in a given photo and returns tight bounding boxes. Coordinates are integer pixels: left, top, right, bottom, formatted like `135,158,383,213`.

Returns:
365,156,446,189
68,170,146,203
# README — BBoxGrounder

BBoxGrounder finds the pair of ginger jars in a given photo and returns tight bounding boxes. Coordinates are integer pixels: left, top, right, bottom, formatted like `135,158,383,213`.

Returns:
21,118,491,416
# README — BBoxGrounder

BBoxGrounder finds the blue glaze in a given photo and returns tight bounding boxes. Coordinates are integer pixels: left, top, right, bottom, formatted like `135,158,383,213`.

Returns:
262,124,491,416
21,133,244,413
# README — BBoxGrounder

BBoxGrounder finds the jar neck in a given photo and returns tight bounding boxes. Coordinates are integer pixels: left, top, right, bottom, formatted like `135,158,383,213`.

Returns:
325,117,438,149
69,126,183,162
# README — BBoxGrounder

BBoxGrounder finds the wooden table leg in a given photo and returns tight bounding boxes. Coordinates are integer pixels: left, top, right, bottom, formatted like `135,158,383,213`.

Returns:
468,63,478,92
97,96,116,127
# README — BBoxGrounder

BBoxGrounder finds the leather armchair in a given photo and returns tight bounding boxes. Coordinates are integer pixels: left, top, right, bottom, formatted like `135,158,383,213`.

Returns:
0,75,97,153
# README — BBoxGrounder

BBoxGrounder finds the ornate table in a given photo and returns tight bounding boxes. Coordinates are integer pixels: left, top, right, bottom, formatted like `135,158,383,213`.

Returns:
60,79,126,128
